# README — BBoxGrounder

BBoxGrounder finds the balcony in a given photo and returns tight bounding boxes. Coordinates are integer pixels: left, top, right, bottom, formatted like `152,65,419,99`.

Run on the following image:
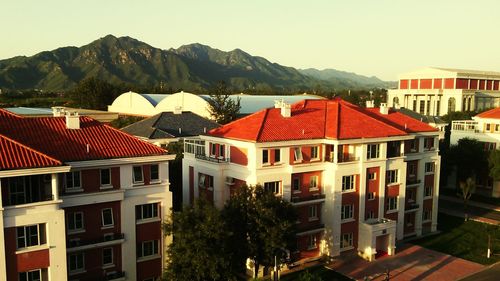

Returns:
67,233,124,252
405,203,419,211
338,154,359,163
451,120,479,132
103,271,125,281
296,223,325,234
406,178,421,186
3,193,54,207
195,154,229,163
291,194,325,204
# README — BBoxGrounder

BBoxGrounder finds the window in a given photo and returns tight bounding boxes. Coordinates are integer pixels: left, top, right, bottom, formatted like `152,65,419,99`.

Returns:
210,143,216,156
100,168,111,187
341,205,354,220
9,178,26,205
496,124,500,132
133,166,144,183
292,177,301,192
486,123,491,131
342,175,355,192
150,164,159,182
308,205,318,221
68,212,84,232
101,208,114,227
425,162,435,173
407,189,415,202
307,235,317,249
137,240,159,258
311,146,319,160
293,147,303,162
309,176,318,190
262,149,269,164
102,248,113,266
17,224,46,249
19,269,41,281
341,233,353,249
366,144,380,159
264,181,280,194
368,172,376,180
198,174,213,189
422,210,432,221
426,100,430,115
219,144,225,158
65,171,81,190
419,100,425,114
424,137,434,150
367,192,375,200
424,186,433,197
412,100,417,111
136,203,159,220
386,170,398,184
69,252,84,273
274,149,281,163
387,197,398,211
436,100,440,116
408,163,417,177
366,210,376,220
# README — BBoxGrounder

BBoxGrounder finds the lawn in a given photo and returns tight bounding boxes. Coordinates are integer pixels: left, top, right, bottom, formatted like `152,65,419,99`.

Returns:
279,265,353,281
412,213,500,265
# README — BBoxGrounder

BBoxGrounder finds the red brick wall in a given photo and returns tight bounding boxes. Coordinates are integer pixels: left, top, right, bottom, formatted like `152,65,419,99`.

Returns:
137,258,162,281
341,175,359,248
291,171,322,198
230,146,248,166
420,79,432,89
365,167,380,219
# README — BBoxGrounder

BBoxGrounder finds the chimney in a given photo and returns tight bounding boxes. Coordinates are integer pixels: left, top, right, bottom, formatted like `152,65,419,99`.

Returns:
52,106,65,117
274,99,284,108
379,103,389,115
366,100,375,108
173,106,183,114
65,112,80,129
280,102,291,117
394,102,401,109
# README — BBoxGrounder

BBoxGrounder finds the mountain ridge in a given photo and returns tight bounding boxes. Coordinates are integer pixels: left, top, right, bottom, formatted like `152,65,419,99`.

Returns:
0,35,391,92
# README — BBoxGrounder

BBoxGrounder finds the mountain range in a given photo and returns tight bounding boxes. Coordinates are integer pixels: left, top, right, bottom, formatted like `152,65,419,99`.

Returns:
0,35,393,92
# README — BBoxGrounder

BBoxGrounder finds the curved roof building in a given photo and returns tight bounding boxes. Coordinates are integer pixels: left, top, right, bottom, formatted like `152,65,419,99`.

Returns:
108,91,325,118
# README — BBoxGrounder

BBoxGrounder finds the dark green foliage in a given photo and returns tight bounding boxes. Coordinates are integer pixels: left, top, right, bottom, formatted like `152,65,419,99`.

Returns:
296,270,324,281
0,89,69,107
68,77,120,110
488,149,500,181
208,81,241,124
447,138,489,182
280,266,352,281
109,115,144,129
163,198,238,281
167,141,184,211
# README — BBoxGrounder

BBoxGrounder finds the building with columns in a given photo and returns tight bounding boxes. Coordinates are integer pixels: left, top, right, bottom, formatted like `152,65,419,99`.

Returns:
388,67,500,116
182,99,441,263
0,109,173,281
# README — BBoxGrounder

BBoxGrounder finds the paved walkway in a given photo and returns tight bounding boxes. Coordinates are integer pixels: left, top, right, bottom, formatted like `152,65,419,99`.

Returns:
440,195,500,212
458,261,500,281
327,244,484,281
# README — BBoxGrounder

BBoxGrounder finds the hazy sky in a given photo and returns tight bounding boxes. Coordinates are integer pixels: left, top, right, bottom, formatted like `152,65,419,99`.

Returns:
1,0,499,80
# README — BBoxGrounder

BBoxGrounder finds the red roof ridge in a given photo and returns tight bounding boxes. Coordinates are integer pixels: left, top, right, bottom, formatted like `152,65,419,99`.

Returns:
476,107,500,119
256,108,270,141
0,133,62,166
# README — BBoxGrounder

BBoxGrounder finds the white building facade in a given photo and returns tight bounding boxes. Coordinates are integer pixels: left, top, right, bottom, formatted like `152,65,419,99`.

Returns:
182,99,440,262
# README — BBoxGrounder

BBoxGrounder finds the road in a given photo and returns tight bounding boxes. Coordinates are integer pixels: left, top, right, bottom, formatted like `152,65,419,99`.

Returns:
458,261,500,281
439,198,500,223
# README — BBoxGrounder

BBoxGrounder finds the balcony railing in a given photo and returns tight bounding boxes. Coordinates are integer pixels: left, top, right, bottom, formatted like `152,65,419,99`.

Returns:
3,194,54,207
405,203,419,211
103,271,125,281
406,178,421,185
195,154,229,163
297,223,325,233
291,194,326,203
338,154,359,163
451,120,479,132
67,233,124,249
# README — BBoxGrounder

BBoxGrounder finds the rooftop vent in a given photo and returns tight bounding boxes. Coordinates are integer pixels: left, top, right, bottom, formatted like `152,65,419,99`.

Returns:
173,106,183,114
65,112,80,129
52,106,66,117
274,99,291,117
366,100,375,108
379,103,389,115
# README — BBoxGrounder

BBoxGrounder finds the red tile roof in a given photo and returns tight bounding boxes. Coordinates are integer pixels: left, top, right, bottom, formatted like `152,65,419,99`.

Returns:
209,99,437,142
475,108,500,119
0,109,167,169
0,135,62,170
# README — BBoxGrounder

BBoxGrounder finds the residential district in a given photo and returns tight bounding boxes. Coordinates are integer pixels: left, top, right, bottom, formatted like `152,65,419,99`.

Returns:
1,67,500,281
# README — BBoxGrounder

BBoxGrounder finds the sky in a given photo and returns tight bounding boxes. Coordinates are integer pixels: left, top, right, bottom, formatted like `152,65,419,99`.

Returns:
1,0,500,80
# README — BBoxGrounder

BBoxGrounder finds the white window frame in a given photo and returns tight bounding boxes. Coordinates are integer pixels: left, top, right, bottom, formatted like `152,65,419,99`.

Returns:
274,148,281,163
133,166,144,184
219,144,225,159
308,205,318,221
102,247,114,267
422,210,432,222
16,224,45,249
100,168,112,188
425,162,435,173
387,197,398,212
386,170,398,184
367,192,375,200
342,175,355,192
293,147,303,162
292,177,301,193
367,144,380,159
307,234,317,250
19,269,41,281
408,163,417,177
138,240,159,258
65,171,82,191
366,210,376,220
424,186,433,198
68,212,84,233
311,146,319,160
69,252,85,273
264,181,280,194
198,174,206,188
136,203,159,221
340,233,353,249
150,164,160,182
341,204,354,221
210,143,216,157
262,149,269,165
101,208,114,228
309,175,318,190
368,172,376,180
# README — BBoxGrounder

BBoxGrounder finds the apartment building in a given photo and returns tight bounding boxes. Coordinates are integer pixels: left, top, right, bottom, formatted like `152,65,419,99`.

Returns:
388,67,500,116
451,107,500,197
182,99,440,262
0,109,173,281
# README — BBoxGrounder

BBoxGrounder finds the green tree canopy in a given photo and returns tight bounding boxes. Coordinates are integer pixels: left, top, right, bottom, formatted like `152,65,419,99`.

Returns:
68,77,120,110
489,149,500,181
448,138,488,182
208,81,241,124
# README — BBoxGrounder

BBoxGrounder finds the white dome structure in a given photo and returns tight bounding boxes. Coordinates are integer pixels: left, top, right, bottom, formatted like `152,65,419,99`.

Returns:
108,91,325,118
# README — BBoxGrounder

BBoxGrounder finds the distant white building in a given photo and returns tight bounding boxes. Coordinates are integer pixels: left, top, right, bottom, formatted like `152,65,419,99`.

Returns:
451,108,500,197
108,91,325,118
388,67,500,116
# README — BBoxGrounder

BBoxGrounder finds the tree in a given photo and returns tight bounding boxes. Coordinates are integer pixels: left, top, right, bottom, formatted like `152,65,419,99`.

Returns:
208,81,241,124
489,149,500,181
297,270,323,281
68,77,120,110
448,138,488,182
163,198,238,281
458,177,476,221
223,185,298,278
